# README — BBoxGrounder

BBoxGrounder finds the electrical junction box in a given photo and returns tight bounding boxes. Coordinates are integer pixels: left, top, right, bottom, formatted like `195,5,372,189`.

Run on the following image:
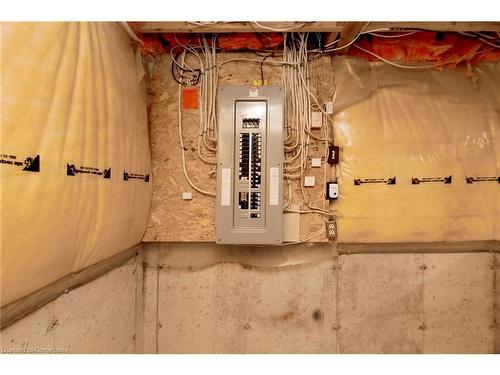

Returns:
311,158,321,168
304,176,316,187
327,145,340,164
324,102,334,114
326,182,339,199
216,85,284,245
311,111,323,130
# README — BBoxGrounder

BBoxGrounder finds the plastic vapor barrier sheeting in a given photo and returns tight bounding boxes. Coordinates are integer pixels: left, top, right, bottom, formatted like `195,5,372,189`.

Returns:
1,23,152,306
333,57,499,243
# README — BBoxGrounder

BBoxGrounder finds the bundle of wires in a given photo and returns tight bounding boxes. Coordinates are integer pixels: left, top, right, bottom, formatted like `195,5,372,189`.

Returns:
170,33,223,196
280,32,337,217
171,32,338,219
168,26,500,242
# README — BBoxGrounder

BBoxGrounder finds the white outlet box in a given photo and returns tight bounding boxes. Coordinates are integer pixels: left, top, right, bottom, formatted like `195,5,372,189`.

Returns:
311,158,321,168
182,192,193,200
327,182,339,199
304,176,315,187
326,220,337,239
311,111,322,130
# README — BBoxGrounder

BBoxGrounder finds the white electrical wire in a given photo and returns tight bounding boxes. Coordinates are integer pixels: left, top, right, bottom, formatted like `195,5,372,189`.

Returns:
281,230,325,245
458,31,478,38
474,31,496,40
323,22,371,49
187,21,220,26
252,21,307,32
119,22,141,43
460,31,499,42
352,44,462,69
457,31,500,48
280,32,337,218
368,30,419,38
172,31,338,232
218,57,301,67
174,36,220,164
478,38,500,49
177,51,216,197
170,28,498,242
284,208,337,215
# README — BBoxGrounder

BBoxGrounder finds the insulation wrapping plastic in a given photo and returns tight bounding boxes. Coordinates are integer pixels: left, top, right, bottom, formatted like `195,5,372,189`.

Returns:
0,23,152,306
333,57,500,243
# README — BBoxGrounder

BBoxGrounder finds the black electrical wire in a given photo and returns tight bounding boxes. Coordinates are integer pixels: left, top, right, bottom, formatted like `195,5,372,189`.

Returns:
260,53,273,84
171,55,185,85
170,50,202,86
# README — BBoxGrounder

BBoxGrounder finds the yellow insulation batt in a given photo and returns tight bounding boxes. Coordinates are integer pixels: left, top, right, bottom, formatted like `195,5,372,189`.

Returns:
333,57,500,243
0,22,152,306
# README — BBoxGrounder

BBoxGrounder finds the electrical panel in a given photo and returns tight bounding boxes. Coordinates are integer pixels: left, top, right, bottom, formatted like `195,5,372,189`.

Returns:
216,86,283,245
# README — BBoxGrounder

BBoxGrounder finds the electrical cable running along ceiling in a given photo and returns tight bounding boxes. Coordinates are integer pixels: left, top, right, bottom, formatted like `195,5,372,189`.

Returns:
135,26,500,73
347,31,500,68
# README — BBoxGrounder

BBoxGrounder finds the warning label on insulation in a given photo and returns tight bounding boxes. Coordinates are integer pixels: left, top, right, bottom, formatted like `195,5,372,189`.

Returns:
67,164,111,179
465,176,500,184
123,171,149,182
412,175,452,184
354,177,396,185
0,153,40,172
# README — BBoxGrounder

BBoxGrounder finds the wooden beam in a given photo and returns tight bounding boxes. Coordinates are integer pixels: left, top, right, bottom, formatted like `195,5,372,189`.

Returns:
137,21,500,34
127,22,146,35
138,21,343,33
339,241,500,255
369,21,500,32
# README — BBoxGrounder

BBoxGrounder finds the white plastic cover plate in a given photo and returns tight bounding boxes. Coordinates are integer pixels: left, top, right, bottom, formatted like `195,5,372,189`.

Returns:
304,176,316,187
249,87,259,97
311,111,322,129
328,183,339,199
221,168,231,206
269,167,280,206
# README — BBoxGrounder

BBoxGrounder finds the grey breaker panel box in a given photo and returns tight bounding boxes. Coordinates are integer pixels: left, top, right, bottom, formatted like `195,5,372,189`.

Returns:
216,86,283,245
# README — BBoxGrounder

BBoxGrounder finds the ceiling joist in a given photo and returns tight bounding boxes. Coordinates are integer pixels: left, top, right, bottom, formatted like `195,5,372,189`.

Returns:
135,21,500,34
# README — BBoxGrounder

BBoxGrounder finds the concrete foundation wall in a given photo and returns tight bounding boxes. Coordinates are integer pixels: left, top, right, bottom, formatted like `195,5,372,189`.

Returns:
139,244,498,354
1,245,498,354
0,260,138,354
